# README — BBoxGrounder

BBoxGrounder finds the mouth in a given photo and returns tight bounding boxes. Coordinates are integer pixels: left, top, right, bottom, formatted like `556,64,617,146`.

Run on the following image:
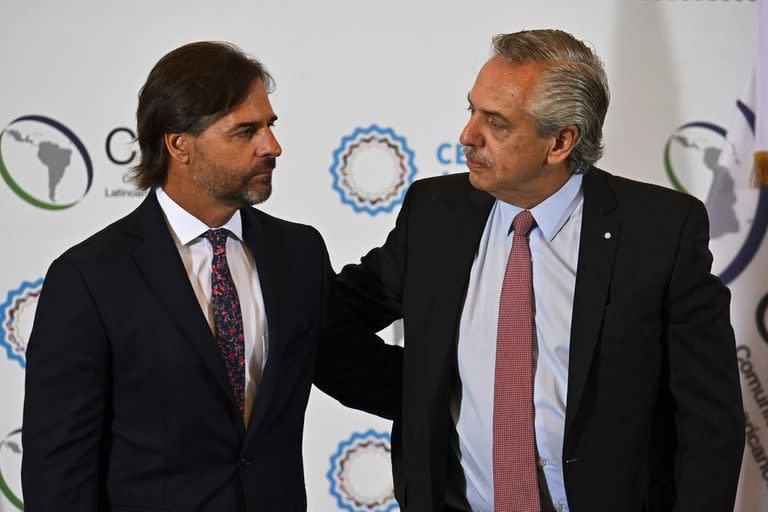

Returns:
260,157,277,173
252,160,276,176
463,147,490,172
252,171,272,183
465,158,487,172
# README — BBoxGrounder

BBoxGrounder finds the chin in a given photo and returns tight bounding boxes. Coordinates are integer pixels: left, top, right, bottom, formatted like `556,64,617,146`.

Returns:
467,170,489,192
244,185,272,206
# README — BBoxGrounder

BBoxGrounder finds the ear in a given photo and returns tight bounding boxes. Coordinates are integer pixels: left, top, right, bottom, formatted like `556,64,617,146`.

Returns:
164,132,190,165
547,125,580,166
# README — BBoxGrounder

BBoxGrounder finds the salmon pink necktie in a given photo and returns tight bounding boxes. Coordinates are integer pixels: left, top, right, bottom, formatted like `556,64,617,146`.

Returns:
493,210,540,512
204,228,246,416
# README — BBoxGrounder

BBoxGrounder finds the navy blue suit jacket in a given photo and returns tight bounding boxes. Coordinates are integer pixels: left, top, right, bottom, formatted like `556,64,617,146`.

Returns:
22,192,400,511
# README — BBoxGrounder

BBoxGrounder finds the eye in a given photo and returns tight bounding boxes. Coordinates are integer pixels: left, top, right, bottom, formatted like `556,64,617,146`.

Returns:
487,115,510,131
236,128,255,139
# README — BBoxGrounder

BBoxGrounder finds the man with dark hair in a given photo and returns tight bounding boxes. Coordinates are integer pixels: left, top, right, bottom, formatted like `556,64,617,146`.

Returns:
22,41,398,511
332,29,745,511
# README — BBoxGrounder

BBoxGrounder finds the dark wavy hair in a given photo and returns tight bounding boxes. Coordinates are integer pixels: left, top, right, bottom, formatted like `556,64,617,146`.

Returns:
130,41,274,189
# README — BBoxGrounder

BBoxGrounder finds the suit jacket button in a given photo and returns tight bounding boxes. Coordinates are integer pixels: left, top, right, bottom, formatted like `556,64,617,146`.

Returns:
240,457,251,469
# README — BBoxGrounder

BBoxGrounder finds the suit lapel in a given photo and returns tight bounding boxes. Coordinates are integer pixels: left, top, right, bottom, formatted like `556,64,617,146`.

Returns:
416,180,494,503
426,181,495,404
240,207,283,440
564,169,620,438
130,192,241,417
438,184,496,320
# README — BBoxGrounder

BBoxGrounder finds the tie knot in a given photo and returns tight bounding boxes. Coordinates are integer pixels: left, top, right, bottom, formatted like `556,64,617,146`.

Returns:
202,228,234,250
512,210,536,237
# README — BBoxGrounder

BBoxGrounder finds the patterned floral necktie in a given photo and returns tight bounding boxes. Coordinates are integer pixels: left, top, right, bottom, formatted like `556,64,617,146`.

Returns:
203,228,245,415
493,210,541,512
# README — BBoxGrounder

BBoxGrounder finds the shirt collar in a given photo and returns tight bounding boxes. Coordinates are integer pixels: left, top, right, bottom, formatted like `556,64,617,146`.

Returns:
155,187,243,247
498,172,584,243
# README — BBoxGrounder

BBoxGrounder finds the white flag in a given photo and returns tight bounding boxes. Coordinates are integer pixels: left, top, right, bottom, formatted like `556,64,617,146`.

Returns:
732,2,768,511
756,0,768,184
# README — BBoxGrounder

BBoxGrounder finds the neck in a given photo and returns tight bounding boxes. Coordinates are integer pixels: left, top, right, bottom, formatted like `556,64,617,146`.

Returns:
496,167,572,209
162,180,237,228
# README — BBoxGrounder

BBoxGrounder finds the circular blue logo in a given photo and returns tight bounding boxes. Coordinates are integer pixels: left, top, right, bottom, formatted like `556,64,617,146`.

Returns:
327,429,398,512
0,279,44,369
330,125,416,216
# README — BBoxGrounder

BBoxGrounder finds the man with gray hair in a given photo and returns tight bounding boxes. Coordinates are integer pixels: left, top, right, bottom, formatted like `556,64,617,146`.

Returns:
326,29,744,511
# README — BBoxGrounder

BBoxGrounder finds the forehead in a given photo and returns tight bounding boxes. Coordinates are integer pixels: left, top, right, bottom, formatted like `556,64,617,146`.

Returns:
470,57,542,110
216,80,274,127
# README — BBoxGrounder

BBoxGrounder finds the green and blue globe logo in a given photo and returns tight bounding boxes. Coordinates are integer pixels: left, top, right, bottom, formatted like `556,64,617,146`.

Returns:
664,101,768,285
0,428,23,511
0,115,93,210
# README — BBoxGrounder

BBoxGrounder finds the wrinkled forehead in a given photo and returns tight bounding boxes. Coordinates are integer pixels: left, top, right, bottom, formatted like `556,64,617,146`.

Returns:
470,57,543,108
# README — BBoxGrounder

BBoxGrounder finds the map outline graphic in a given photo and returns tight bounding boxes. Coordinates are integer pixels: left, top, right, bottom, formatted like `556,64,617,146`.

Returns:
0,115,93,210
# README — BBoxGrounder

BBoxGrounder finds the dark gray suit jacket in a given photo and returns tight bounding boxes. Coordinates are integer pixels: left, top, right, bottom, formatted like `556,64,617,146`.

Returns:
331,168,745,512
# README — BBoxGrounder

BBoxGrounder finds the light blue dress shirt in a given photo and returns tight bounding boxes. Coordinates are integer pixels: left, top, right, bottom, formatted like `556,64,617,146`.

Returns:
451,173,584,512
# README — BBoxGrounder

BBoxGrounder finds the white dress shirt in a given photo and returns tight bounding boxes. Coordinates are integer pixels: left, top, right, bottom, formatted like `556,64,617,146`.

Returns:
451,173,583,512
156,188,268,425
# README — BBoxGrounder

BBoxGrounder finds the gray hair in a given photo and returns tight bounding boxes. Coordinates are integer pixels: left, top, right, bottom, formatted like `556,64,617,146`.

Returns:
492,29,610,171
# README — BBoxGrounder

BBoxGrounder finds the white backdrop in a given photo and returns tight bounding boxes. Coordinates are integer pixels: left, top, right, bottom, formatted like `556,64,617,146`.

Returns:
0,1,763,510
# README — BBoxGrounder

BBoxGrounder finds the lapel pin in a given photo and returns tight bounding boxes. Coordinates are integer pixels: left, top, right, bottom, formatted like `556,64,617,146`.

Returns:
604,232,612,240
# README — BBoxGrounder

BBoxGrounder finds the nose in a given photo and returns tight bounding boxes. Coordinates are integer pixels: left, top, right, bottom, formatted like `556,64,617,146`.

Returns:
260,128,282,158
459,114,483,148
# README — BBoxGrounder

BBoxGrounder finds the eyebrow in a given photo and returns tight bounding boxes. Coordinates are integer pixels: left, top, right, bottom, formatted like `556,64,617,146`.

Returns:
466,93,511,125
229,116,278,132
